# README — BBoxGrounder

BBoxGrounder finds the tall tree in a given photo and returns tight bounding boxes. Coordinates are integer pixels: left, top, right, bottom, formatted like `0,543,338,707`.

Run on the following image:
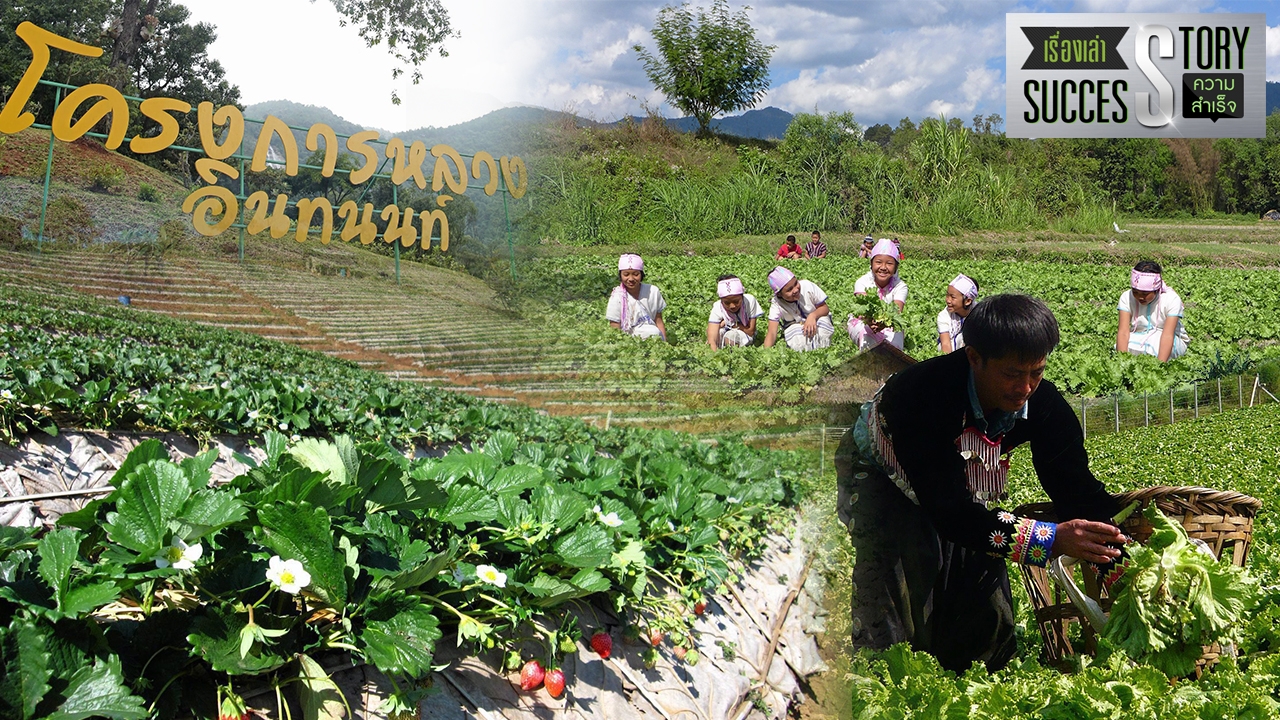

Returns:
108,0,158,84
633,0,774,137
322,0,457,105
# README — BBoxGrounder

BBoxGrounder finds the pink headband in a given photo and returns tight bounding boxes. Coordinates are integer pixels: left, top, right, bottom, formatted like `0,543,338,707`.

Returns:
717,277,744,298
1130,270,1162,292
869,239,900,262
768,266,796,294
949,274,978,300
618,254,643,272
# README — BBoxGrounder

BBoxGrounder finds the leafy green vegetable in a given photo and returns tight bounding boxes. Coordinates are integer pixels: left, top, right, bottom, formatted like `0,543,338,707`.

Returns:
850,292,897,327
1103,505,1258,677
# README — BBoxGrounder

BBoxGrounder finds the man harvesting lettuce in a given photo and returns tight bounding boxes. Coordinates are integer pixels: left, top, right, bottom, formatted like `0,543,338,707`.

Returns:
835,294,1127,672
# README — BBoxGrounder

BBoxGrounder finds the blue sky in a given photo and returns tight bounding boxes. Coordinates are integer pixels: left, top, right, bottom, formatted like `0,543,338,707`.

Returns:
181,0,1276,132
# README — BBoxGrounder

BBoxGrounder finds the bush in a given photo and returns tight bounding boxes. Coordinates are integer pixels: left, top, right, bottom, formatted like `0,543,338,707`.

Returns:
0,215,27,249
137,181,160,202
87,163,125,193
22,195,98,246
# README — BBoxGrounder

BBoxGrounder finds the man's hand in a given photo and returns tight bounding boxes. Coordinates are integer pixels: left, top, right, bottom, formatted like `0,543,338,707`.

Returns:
1052,519,1126,564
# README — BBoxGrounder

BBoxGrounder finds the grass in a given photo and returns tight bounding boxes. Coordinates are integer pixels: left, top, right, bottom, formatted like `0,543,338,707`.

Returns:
533,221,1280,268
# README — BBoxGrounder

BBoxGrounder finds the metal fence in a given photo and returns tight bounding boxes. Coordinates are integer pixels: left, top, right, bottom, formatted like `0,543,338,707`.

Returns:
809,372,1277,475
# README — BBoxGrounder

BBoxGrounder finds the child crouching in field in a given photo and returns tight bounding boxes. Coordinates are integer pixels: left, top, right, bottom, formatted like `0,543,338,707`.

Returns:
937,274,978,353
707,275,763,349
605,253,667,341
763,266,834,351
1117,260,1189,362
847,239,908,351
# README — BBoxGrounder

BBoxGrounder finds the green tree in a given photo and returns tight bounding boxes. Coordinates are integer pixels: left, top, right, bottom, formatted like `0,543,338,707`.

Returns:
863,123,892,147
779,111,862,190
633,0,774,137
320,0,457,105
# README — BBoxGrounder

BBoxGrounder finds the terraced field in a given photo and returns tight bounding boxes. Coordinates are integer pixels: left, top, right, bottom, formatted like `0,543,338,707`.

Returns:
0,242,833,439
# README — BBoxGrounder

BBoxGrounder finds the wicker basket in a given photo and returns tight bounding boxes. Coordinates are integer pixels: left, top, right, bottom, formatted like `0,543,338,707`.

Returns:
1014,486,1261,675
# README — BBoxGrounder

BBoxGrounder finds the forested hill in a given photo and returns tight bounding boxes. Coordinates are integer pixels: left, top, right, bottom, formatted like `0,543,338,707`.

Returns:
607,106,794,139
240,101,578,160
1269,81,1279,116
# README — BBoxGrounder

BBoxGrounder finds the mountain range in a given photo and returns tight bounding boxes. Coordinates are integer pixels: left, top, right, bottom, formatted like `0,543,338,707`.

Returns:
239,101,795,161
243,85,1280,163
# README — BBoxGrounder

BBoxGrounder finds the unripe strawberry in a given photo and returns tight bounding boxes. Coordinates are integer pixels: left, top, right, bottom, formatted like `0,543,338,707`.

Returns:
590,631,612,659
519,659,545,691
219,690,249,720
544,668,565,698
672,645,687,660
684,648,700,666
559,635,578,654
642,647,659,669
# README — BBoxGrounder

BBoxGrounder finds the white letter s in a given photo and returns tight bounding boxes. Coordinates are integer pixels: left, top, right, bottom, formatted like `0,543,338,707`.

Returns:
1136,25,1174,128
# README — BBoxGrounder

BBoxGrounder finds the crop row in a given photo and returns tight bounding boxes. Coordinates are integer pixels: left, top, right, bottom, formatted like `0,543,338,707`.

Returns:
521,255,1280,396
0,287,809,718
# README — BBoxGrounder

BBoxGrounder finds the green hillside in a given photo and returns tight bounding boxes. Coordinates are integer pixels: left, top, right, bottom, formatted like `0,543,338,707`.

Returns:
240,101,578,160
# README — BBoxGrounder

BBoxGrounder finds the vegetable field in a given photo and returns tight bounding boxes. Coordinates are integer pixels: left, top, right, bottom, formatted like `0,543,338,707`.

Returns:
523,254,1280,397
842,403,1280,718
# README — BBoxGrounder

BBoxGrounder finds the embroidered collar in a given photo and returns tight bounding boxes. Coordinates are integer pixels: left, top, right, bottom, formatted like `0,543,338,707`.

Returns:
967,366,1028,438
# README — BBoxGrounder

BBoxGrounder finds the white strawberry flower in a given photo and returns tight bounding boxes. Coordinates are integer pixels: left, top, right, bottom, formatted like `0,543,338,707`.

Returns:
247,410,260,420
266,556,311,594
155,538,203,570
220,380,231,389
598,511,624,528
278,421,288,430
290,434,301,443
0,389,13,400
475,564,507,588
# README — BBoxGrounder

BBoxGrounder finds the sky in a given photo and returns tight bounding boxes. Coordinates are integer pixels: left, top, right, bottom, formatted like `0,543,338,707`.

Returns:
180,0,1277,133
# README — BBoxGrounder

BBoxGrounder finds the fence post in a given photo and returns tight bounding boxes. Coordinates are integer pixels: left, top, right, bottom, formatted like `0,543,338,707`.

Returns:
37,87,62,254
1217,379,1222,413
1239,375,1245,408
1169,387,1175,424
1114,394,1120,433
821,425,826,478
1144,392,1149,427
1194,383,1199,418
1081,397,1087,439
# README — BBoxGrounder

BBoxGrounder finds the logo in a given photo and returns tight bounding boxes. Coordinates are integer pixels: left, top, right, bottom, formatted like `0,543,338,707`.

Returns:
1005,13,1264,138
1020,27,1130,70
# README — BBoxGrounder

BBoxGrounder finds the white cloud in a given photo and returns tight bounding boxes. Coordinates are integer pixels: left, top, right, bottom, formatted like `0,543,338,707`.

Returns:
176,0,1277,132
768,21,1006,125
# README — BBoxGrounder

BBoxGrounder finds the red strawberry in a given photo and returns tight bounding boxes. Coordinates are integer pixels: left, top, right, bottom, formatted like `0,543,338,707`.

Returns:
672,645,687,660
519,660,545,691
693,601,707,616
544,668,565,698
590,631,613,659
649,629,664,647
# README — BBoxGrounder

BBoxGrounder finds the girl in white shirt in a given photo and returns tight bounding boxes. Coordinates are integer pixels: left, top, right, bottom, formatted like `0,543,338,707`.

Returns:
1116,260,1189,361
707,274,763,349
605,253,667,341
762,266,834,351
937,274,978,353
847,238,908,351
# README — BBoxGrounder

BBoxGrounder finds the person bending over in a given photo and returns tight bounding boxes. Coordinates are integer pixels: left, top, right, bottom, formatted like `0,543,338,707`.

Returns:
836,294,1128,672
